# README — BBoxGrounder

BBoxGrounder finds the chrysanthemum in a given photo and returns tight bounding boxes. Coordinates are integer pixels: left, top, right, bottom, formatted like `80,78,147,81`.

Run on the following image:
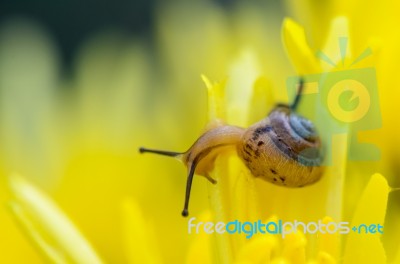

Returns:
1,1,399,264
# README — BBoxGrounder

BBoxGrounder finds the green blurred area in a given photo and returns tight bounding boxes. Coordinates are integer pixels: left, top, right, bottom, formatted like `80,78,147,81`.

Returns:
0,0,285,69
0,0,154,67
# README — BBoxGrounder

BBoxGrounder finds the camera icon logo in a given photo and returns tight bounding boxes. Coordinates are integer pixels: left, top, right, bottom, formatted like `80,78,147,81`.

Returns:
287,66,381,165
327,79,370,123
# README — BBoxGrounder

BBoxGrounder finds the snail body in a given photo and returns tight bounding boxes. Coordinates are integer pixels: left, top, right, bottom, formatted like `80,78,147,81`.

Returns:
140,80,323,216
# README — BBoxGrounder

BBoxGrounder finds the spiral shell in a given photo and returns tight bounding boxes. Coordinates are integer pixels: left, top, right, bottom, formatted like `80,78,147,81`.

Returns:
238,105,323,187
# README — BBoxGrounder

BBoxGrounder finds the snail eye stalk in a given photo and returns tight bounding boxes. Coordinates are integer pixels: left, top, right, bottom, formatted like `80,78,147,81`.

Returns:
290,78,304,111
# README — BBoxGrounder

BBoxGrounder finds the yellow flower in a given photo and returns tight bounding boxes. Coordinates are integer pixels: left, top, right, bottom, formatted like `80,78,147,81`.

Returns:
0,1,399,264
7,174,103,263
197,63,389,263
287,0,400,260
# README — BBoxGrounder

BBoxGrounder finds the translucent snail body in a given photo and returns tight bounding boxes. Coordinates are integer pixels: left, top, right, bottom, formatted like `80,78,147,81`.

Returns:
140,80,324,216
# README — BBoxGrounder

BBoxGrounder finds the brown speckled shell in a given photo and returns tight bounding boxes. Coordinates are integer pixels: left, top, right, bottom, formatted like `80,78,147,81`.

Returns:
237,107,323,187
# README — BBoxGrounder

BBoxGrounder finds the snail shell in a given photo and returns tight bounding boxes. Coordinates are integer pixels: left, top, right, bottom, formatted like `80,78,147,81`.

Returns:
238,105,323,187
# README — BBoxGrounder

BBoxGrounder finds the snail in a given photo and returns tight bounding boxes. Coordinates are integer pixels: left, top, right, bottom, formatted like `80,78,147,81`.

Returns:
139,79,323,217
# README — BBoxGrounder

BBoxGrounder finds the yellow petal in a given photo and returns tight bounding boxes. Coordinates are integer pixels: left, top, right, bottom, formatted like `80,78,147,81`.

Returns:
283,0,336,49
320,16,350,71
247,76,275,125
343,173,388,264
235,235,277,263
8,174,103,264
207,154,234,264
317,217,339,261
316,251,336,264
185,211,214,264
8,202,67,264
202,74,227,121
121,199,163,264
394,244,400,264
282,231,306,264
271,259,288,264
229,155,259,222
226,50,261,126
282,18,320,75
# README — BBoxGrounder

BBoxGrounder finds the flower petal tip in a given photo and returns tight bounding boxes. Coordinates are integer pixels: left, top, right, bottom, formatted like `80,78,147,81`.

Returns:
282,17,319,74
